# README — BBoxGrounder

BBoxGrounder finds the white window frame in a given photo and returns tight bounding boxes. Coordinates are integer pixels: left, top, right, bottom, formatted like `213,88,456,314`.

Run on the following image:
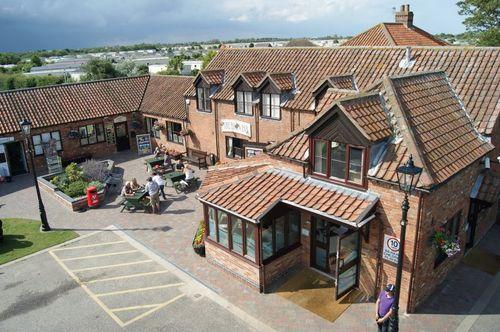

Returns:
261,93,281,119
32,131,62,156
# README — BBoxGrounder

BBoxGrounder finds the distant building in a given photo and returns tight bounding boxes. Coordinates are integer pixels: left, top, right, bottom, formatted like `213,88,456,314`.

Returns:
181,60,203,75
26,59,87,81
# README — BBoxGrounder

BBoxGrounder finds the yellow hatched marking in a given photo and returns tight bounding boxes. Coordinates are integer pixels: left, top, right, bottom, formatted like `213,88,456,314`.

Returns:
72,259,153,272
96,283,184,297
110,303,165,312
51,240,127,251
122,294,186,327
83,270,169,284
61,250,139,261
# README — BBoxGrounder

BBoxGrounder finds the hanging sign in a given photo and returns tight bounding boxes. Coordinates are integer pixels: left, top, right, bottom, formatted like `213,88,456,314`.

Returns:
220,119,251,138
136,134,152,156
382,234,400,264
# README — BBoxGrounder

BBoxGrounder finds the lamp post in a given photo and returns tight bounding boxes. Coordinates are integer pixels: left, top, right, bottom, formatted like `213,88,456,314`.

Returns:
19,119,51,232
390,155,422,332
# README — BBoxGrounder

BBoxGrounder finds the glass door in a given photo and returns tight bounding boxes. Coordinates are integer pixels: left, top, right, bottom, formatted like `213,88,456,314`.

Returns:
312,218,339,277
335,231,360,299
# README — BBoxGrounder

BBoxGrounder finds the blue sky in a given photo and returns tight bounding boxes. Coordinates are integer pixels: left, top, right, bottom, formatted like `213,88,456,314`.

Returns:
0,0,466,52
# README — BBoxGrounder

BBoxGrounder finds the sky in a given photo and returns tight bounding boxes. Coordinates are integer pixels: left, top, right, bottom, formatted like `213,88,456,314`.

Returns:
0,0,466,52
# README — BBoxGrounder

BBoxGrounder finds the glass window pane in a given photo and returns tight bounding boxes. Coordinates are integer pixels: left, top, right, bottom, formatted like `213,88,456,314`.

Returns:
236,91,244,113
330,142,347,179
51,131,60,140
41,133,51,142
245,223,256,262
313,141,327,174
208,207,216,239
197,88,203,109
34,145,43,155
337,265,358,295
288,211,301,245
79,126,87,138
226,137,233,157
56,141,62,151
262,220,273,260
80,138,88,146
349,148,363,183
271,94,280,118
217,211,229,247
275,216,286,252
231,218,243,255
339,232,359,268
245,91,253,114
262,94,270,117
32,135,41,145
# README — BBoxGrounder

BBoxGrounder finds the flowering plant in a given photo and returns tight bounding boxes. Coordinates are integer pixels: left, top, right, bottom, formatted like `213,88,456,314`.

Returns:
432,227,460,257
153,121,164,131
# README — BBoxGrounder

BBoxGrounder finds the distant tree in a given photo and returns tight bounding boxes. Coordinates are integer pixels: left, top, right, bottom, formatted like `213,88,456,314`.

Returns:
30,55,43,67
81,59,121,81
136,64,149,75
190,69,200,76
249,43,255,48
116,60,137,76
202,50,217,69
457,0,500,46
157,68,181,76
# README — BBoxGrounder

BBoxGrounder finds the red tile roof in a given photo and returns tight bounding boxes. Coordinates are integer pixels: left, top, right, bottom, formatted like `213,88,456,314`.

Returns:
200,163,271,192
193,47,499,135
342,23,448,47
198,69,225,85
267,129,309,163
240,71,267,88
268,72,295,91
199,168,378,225
0,76,149,135
140,75,192,120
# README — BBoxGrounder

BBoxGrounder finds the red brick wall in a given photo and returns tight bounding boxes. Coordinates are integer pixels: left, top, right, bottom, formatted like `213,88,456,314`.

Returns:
185,97,217,156
263,247,303,287
145,116,187,154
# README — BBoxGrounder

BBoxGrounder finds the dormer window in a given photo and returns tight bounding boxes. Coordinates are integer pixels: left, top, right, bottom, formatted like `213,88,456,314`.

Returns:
261,93,280,119
236,91,253,115
197,87,211,112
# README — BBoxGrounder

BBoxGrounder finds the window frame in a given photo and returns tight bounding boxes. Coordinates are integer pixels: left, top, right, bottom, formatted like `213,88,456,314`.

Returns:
166,121,183,145
197,87,212,112
260,93,281,120
261,208,302,264
145,117,160,139
32,131,63,156
226,136,245,159
235,90,253,116
78,123,106,147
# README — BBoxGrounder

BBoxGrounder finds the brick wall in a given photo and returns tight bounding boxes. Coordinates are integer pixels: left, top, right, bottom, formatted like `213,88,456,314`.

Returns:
145,116,187,154
263,247,303,287
185,97,218,156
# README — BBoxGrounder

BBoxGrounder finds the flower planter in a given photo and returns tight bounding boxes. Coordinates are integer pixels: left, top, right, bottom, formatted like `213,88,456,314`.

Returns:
193,244,206,257
192,220,206,257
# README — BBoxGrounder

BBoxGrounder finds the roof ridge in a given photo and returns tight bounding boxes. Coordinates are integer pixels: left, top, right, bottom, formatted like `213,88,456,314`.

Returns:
149,74,194,79
380,23,397,46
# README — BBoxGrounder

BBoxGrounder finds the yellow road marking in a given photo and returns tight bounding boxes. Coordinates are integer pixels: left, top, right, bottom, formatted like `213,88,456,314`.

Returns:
60,250,139,261
72,259,153,272
83,270,170,284
49,250,127,328
110,303,166,312
51,240,127,251
95,283,184,297
122,294,186,327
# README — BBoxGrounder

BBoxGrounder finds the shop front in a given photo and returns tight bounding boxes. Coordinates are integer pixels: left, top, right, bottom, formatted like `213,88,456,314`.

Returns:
0,136,27,179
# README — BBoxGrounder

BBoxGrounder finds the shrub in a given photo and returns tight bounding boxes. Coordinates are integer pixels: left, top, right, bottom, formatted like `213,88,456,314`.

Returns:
65,163,84,183
50,173,69,190
88,181,105,192
193,220,206,247
81,159,108,182
64,180,90,198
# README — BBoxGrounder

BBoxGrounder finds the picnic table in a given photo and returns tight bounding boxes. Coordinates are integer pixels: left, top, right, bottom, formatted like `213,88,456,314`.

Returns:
163,171,185,187
121,189,150,212
144,156,164,173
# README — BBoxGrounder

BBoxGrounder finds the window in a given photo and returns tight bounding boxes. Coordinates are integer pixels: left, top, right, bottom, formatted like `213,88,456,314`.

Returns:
313,140,327,175
166,122,183,144
208,207,216,239
226,137,245,159
197,87,211,111
288,210,301,245
245,147,263,158
261,93,280,119
349,148,363,184
32,131,62,156
444,212,461,240
245,223,256,262
79,123,105,146
217,210,229,247
330,142,347,179
236,91,253,115
145,117,160,138
262,221,274,260
261,209,302,262
231,217,244,255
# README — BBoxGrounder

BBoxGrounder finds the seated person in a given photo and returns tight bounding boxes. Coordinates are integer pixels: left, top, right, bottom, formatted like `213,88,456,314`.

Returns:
130,178,141,191
120,181,134,197
175,160,185,171
179,166,195,187
163,152,173,170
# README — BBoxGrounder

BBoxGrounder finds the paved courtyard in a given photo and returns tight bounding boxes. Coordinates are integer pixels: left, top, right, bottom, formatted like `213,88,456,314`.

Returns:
1,151,499,331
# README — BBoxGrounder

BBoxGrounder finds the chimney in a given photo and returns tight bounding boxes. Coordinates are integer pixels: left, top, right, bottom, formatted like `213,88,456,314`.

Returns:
395,4,414,27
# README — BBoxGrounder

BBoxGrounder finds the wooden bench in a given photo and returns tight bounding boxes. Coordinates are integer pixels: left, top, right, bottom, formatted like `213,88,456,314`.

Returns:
183,148,208,169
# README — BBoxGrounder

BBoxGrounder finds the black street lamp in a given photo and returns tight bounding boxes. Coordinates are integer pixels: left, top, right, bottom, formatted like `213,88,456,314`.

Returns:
19,119,51,232
390,155,422,332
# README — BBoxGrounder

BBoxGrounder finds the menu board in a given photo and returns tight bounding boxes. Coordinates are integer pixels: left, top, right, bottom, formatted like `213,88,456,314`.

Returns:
136,134,152,156
105,122,116,145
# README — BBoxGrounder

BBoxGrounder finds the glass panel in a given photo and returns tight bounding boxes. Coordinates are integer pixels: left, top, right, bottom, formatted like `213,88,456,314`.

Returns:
217,211,229,247
245,223,256,262
208,207,216,239
339,232,359,268
41,132,51,142
315,219,328,244
262,220,273,260
313,140,327,175
236,91,244,113
349,148,363,184
262,93,270,117
231,217,243,254
315,247,327,269
79,126,87,138
330,142,347,179
197,88,203,109
55,141,62,151
204,88,211,111
96,124,105,142
34,145,43,155
288,211,301,245
337,265,357,295
271,94,280,118
51,131,60,140
32,135,41,145
275,216,286,252
245,91,253,114
226,137,233,157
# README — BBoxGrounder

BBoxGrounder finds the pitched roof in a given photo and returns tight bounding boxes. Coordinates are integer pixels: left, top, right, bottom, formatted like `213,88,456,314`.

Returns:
140,75,192,120
284,39,317,47
239,71,267,88
266,129,309,163
200,163,271,192
342,23,448,47
194,47,499,135
198,69,225,85
0,76,149,135
198,168,378,226
268,72,295,91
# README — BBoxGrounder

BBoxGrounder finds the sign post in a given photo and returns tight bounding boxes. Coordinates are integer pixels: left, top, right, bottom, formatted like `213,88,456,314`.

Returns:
136,134,152,156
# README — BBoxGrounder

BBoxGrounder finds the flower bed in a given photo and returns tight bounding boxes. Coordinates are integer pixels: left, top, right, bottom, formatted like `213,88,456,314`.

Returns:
192,220,206,256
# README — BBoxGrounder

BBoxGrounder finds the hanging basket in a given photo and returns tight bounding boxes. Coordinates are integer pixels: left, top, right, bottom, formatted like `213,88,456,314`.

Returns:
180,129,193,137
68,130,81,139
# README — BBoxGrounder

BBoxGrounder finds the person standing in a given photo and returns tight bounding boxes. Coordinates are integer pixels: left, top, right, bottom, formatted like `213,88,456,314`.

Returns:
163,152,173,171
145,177,160,214
375,284,395,332
152,172,166,200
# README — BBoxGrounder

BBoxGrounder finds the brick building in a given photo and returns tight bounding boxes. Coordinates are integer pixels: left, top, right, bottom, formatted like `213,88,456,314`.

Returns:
197,71,496,313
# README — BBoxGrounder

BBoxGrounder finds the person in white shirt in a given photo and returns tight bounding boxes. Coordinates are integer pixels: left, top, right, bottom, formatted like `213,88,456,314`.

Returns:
184,166,194,181
152,172,166,200
145,177,160,214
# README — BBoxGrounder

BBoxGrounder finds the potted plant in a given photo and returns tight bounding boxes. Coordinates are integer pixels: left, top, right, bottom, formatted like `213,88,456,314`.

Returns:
192,220,206,256
179,128,193,136
153,121,164,131
432,227,461,258
68,129,81,139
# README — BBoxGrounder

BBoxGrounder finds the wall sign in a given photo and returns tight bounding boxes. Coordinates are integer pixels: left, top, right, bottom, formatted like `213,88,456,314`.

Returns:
220,119,251,138
105,123,116,145
382,234,400,264
136,134,152,156
301,228,309,237
113,115,127,123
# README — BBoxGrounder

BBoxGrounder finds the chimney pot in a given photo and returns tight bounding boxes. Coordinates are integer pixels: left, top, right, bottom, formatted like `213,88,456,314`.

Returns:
395,4,414,27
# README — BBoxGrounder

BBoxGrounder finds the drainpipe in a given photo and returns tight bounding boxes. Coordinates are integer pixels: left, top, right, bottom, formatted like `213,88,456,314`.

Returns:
374,212,384,298
407,191,424,313
214,100,220,160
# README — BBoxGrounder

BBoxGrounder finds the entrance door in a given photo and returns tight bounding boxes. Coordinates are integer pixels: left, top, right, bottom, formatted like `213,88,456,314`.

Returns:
335,231,360,299
114,122,130,151
4,141,27,176
312,219,339,276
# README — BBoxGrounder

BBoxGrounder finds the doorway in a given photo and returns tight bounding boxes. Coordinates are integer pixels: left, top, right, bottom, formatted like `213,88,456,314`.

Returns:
114,122,130,151
311,217,360,299
4,141,27,176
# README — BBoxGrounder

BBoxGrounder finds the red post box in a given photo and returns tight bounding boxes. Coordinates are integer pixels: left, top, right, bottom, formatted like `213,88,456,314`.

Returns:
86,186,100,208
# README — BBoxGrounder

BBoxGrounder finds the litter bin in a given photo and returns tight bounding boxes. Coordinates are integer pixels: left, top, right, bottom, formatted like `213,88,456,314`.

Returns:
86,186,100,208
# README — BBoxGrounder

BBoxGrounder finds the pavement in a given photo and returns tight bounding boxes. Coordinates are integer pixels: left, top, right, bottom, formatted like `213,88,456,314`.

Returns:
0,150,499,331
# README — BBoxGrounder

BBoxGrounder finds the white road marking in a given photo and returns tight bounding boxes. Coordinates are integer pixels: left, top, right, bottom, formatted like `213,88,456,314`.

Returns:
71,259,153,272
60,249,139,261
83,270,170,284
122,294,186,327
52,240,127,251
95,283,184,297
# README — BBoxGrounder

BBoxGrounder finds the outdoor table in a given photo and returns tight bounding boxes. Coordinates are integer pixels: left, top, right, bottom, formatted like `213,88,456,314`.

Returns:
144,156,164,173
163,171,185,187
121,189,149,212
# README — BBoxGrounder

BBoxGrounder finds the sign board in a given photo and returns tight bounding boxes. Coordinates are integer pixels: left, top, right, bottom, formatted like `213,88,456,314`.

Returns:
221,119,251,138
105,123,116,145
136,134,152,156
383,234,400,264
113,115,127,123
301,228,309,237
